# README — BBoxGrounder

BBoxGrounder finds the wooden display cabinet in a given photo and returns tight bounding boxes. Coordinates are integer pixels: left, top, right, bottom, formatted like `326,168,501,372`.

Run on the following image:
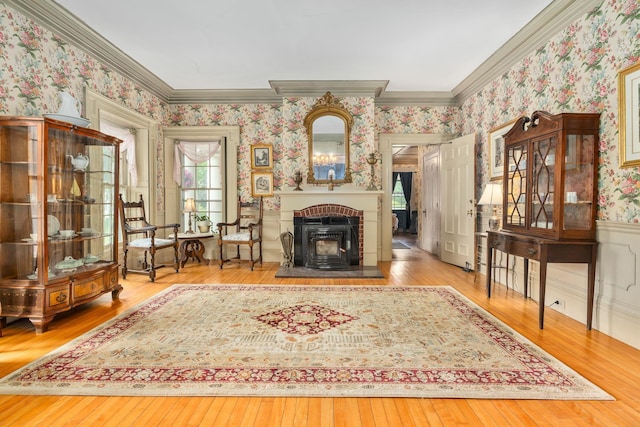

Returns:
0,116,122,334
487,111,600,330
501,111,600,240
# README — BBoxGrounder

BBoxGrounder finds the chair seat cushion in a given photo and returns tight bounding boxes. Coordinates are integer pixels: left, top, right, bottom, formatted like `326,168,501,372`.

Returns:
128,238,176,248
222,232,259,242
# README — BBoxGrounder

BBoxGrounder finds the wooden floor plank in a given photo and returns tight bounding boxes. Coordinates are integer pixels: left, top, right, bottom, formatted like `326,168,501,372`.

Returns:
1,241,639,426
293,397,311,427
402,398,435,427
388,398,419,427
264,397,286,427
126,397,179,426
249,397,274,427
1,396,69,426
306,398,323,427
367,398,389,427
174,398,217,427
319,398,335,427
213,396,241,427
279,397,299,427
197,397,227,426
355,398,376,427
492,401,538,427
229,397,256,427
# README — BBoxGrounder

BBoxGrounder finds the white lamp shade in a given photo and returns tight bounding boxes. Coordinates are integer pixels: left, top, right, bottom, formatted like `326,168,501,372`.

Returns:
184,198,196,213
478,183,503,206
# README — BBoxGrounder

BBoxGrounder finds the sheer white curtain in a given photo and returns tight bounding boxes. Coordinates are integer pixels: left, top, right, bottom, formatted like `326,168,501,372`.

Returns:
100,120,138,187
173,140,221,185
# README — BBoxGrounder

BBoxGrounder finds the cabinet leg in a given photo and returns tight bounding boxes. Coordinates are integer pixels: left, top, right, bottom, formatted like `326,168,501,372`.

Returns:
539,259,548,329
486,247,493,297
30,315,55,334
112,284,123,300
523,259,529,299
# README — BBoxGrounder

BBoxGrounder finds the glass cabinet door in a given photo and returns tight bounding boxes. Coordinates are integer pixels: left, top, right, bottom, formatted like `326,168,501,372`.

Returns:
530,135,557,230
500,112,599,240
505,143,527,227
563,134,595,231
0,122,42,280
45,125,116,277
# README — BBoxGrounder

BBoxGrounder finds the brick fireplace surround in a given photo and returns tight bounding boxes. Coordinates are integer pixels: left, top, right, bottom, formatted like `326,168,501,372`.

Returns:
294,204,363,263
277,188,382,266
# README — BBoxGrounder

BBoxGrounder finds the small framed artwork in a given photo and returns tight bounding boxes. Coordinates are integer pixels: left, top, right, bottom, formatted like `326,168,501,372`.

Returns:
251,144,273,169
618,61,640,168
251,171,273,197
488,117,519,181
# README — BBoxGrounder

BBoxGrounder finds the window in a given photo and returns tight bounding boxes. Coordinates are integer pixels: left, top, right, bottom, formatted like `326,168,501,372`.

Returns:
179,142,223,228
98,121,133,200
99,119,137,247
391,175,408,209
164,126,239,235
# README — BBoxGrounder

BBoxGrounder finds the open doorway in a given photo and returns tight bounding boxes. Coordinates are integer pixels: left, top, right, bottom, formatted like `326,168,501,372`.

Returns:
379,133,452,262
390,146,418,257
379,133,475,270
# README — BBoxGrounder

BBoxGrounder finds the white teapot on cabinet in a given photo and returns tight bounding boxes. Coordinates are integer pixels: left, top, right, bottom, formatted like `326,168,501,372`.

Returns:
67,153,89,171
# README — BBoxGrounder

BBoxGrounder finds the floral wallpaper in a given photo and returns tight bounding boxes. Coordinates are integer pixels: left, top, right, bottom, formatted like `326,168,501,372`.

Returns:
167,102,284,209
0,4,168,208
1,0,639,222
461,0,640,222
375,105,459,135
0,7,164,121
166,96,375,210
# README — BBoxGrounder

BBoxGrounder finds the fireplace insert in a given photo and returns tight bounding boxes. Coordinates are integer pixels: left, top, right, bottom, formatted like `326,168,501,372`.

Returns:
294,216,359,269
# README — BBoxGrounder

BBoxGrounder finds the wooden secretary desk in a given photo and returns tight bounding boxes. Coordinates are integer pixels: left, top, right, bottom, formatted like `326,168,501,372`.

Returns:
485,111,600,329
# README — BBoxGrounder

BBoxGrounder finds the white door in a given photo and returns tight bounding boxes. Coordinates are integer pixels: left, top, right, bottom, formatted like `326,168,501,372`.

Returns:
440,133,476,269
421,149,440,254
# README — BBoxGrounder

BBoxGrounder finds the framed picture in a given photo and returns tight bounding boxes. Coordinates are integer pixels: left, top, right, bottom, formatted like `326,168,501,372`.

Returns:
251,171,273,197
251,144,273,169
618,61,640,168
487,117,519,181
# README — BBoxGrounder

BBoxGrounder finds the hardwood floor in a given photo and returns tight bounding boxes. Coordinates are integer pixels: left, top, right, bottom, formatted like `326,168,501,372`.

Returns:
2,246,640,426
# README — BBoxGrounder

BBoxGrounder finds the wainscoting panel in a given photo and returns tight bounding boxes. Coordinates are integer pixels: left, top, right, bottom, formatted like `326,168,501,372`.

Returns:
490,221,640,350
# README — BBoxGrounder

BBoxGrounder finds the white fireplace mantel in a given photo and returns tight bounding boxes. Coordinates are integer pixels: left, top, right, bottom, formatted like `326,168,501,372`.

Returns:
276,187,382,266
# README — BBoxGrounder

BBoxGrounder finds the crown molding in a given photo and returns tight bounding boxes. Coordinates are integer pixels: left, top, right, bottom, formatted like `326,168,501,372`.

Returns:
167,89,283,105
270,80,389,98
452,0,603,102
5,0,602,107
375,91,458,107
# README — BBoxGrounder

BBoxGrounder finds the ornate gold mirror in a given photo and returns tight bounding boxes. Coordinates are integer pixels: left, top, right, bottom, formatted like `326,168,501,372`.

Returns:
304,92,353,184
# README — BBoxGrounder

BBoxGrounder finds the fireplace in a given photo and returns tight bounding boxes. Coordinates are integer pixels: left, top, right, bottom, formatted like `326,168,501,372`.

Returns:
277,189,382,266
294,216,359,269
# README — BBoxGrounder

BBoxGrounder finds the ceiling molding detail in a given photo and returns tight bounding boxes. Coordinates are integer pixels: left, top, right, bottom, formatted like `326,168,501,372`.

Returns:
270,80,389,98
375,91,458,107
452,0,603,101
6,0,602,106
167,89,283,105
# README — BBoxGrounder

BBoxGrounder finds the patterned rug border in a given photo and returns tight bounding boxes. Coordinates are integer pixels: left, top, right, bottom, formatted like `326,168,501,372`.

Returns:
0,284,614,400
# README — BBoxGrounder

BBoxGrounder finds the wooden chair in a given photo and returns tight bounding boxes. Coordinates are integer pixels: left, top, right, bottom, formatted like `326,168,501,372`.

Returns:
119,194,180,282
216,197,263,271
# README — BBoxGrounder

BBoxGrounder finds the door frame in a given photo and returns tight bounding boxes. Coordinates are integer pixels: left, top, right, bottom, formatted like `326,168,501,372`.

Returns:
379,133,453,262
422,148,440,255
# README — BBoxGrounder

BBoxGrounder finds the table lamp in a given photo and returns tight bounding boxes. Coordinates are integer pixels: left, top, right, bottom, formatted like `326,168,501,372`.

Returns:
478,183,502,231
184,198,196,234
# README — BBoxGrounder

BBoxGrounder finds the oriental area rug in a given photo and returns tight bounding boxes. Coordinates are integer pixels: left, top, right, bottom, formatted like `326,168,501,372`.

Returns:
0,285,612,400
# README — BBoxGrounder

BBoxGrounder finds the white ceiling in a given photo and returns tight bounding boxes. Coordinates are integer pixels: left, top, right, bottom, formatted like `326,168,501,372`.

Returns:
54,0,553,92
